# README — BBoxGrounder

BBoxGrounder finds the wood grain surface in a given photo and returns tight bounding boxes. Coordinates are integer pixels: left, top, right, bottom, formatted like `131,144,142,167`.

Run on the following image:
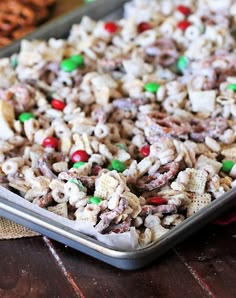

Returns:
0,224,235,298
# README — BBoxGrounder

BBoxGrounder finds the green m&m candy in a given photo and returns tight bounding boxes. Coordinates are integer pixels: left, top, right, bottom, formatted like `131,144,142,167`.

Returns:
89,196,102,205
70,55,84,67
60,54,84,72
111,159,126,173
60,59,78,72
221,160,235,173
19,112,35,123
177,55,188,72
144,82,160,93
226,84,236,92
73,161,86,169
107,164,113,170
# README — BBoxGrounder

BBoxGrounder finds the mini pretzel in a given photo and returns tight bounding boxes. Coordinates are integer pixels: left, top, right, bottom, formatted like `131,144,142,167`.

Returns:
0,0,56,47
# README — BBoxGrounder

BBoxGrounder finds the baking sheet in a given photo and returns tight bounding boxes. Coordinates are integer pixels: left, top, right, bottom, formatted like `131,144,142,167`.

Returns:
0,0,236,270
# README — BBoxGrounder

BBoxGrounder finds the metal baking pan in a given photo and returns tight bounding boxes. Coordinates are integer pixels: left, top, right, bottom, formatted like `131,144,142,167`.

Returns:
0,0,236,270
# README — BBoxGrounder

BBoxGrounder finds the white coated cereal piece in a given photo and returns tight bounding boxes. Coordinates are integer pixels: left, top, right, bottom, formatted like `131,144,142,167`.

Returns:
122,57,146,77
72,133,93,155
64,181,87,208
156,85,166,102
230,2,236,16
0,100,15,140
18,40,43,66
229,164,236,179
220,129,235,145
50,179,67,203
13,120,22,134
207,0,231,11
135,30,157,47
167,197,182,208
8,136,25,147
151,224,169,242
34,127,54,145
91,73,118,89
195,155,222,176
139,228,152,247
114,149,131,163
108,193,120,210
171,170,190,192
171,181,185,192
0,58,17,88
220,176,233,191
112,35,134,54
0,153,4,163
25,188,48,201
98,143,113,161
94,123,110,139
123,160,138,179
148,160,161,176
185,25,201,41
186,193,211,217
88,154,105,166
60,137,72,154
132,216,143,228
216,95,234,106
1,157,23,176
185,168,208,194
207,174,221,193
160,0,173,15
162,214,185,227
221,147,236,161
94,172,119,200
132,134,145,148
8,180,29,194
144,214,161,229
230,105,236,119
69,163,91,176
93,87,110,105
48,202,68,218
53,120,71,138
29,176,51,190
137,156,154,177
75,204,100,224
188,90,216,113
122,190,141,218
52,162,68,173
0,140,14,153
122,78,143,98
205,136,221,152
24,119,40,142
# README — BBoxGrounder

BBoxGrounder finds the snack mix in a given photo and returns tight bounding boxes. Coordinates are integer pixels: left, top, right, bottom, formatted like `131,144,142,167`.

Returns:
1,0,236,247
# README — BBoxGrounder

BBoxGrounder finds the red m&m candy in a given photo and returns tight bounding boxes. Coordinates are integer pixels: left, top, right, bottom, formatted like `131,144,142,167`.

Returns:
137,22,151,33
177,5,191,16
42,137,59,148
104,22,118,33
51,99,66,111
140,145,150,157
177,20,191,31
147,197,168,205
71,150,89,163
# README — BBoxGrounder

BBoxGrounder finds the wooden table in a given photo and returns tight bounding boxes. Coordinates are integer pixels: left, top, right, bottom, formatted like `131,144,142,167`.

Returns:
0,1,236,297
0,222,235,297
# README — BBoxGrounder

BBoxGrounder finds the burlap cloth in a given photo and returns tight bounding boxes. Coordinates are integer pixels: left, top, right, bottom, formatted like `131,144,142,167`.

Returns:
0,217,39,239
